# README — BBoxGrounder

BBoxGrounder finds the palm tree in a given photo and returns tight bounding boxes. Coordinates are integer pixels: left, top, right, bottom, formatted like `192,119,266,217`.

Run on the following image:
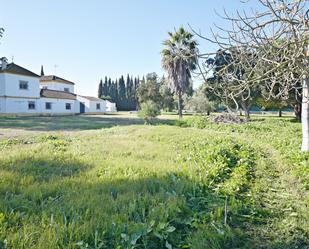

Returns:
161,27,198,119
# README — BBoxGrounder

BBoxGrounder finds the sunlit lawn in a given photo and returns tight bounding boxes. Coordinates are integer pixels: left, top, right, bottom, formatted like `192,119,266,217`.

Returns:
0,112,308,249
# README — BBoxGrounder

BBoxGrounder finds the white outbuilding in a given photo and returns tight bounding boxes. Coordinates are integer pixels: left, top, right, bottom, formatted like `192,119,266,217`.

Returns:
76,95,106,113
106,100,117,112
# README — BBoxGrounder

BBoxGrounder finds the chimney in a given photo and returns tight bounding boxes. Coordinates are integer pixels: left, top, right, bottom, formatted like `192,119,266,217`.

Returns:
0,57,8,70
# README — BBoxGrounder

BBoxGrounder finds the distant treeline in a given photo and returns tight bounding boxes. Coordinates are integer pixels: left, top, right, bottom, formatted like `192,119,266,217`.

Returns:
98,75,141,111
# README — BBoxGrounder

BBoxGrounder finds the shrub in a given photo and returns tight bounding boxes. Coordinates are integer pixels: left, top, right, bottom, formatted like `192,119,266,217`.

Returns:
138,101,161,124
185,115,209,129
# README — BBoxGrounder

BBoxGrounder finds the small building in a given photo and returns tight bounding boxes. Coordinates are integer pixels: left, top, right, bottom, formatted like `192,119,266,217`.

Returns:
106,100,117,112
76,95,106,113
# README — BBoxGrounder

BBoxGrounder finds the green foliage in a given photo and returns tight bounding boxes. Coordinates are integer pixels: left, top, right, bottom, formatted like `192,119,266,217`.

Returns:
138,101,161,124
174,115,209,129
185,85,216,115
136,73,162,107
159,76,175,112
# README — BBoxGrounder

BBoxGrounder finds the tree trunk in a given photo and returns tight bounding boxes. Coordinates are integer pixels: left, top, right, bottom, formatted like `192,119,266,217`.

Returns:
207,110,210,116
301,78,309,151
240,102,251,120
278,109,282,117
294,103,302,121
178,91,183,119
244,108,250,120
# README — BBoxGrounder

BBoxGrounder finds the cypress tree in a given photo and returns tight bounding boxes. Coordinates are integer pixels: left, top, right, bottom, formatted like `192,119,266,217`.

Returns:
118,76,126,110
40,65,44,76
98,79,103,98
102,76,108,97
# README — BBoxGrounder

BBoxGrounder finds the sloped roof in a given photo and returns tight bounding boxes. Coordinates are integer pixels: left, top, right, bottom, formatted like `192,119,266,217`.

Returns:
78,95,105,102
0,63,40,78
40,89,76,100
40,75,75,85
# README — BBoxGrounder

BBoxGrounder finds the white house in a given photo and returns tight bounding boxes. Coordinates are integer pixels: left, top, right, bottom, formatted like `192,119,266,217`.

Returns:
0,57,116,115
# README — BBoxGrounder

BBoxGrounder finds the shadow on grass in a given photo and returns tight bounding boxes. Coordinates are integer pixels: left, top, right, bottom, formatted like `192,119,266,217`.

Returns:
0,157,296,249
0,115,144,131
0,114,178,132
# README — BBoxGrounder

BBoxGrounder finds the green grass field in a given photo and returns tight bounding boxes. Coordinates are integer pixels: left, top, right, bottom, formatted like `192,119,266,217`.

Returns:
0,113,308,249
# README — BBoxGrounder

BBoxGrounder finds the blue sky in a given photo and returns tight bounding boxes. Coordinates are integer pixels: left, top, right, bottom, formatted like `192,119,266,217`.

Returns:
0,0,259,96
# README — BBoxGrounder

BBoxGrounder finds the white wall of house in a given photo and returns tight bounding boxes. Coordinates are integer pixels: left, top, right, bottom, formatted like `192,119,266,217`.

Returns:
1,97,40,114
0,73,40,98
39,98,77,114
106,100,117,112
0,74,5,96
76,96,106,113
0,97,6,113
40,82,74,93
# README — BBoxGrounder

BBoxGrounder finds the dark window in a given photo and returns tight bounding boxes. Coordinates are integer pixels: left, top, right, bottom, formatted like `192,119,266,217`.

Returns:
96,103,100,110
42,86,48,89
65,103,71,110
19,81,29,90
28,101,35,110
64,88,70,92
45,102,52,110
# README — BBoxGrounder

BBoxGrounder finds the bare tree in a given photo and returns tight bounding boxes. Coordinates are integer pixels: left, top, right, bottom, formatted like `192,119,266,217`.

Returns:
195,0,309,151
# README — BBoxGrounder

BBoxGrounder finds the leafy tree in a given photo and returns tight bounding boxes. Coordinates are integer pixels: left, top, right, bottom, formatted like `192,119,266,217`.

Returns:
186,85,216,115
136,73,162,107
205,49,261,119
138,101,161,124
159,76,175,112
161,27,198,119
